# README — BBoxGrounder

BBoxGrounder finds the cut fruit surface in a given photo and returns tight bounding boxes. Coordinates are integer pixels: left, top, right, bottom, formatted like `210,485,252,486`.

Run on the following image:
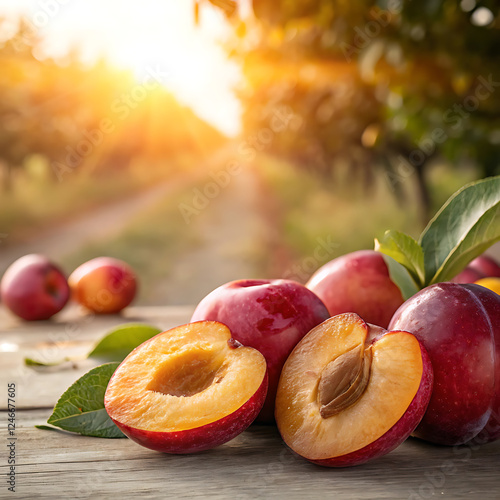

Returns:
190,278,330,423
275,313,432,464
105,321,267,452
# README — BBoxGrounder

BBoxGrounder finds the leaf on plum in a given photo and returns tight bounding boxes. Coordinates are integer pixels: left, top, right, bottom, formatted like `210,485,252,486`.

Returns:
375,230,425,288
420,176,500,284
380,254,420,301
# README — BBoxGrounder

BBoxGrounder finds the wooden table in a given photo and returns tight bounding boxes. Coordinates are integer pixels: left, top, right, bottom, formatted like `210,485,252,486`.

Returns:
1,306,499,499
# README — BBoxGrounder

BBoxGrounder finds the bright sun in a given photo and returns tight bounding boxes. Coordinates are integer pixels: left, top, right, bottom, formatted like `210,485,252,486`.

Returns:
0,0,241,136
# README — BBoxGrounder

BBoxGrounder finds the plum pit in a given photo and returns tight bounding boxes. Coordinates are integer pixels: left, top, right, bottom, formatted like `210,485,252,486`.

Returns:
317,344,372,418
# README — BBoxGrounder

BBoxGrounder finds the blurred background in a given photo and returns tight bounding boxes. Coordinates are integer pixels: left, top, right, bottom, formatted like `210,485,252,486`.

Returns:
0,0,499,306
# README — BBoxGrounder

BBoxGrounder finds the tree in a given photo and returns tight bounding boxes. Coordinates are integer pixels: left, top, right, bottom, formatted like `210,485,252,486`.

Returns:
0,17,226,191
206,0,500,222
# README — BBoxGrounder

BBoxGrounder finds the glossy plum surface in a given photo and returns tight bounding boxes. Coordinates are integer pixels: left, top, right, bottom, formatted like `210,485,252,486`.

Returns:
191,279,330,422
1,254,69,321
469,255,500,278
69,257,137,314
306,250,404,328
390,282,500,445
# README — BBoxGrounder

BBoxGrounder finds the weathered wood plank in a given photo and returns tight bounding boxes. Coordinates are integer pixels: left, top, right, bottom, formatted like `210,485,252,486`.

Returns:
2,305,500,499
0,306,194,409
0,305,195,338
1,409,499,500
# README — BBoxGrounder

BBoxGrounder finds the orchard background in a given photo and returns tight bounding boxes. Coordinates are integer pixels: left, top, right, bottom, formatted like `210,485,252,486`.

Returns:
0,0,499,305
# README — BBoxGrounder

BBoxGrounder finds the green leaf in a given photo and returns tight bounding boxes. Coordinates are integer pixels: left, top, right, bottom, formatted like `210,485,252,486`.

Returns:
375,230,425,288
46,362,125,438
24,357,77,368
35,424,60,431
35,424,74,434
420,176,500,284
380,254,420,301
24,323,161,368
88,323,162,362
25,357,64,367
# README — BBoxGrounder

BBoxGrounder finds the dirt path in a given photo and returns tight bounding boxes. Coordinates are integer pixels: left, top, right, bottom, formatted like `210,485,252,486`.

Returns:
0,177,189,276
0,146,236,278
150,164,275,305
0,146,279,306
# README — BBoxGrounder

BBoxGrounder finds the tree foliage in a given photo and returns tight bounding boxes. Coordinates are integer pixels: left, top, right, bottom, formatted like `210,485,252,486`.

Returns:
0,18,224,191
209,0,500,222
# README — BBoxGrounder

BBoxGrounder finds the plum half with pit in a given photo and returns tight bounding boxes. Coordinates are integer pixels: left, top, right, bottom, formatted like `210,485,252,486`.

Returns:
275,313,433,466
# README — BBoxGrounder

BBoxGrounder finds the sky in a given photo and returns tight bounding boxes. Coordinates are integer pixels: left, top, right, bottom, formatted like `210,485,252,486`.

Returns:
0,0,242,136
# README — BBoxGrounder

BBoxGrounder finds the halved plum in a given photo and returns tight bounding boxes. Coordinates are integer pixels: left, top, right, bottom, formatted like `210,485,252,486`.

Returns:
275,313,433,466
105,321,268,453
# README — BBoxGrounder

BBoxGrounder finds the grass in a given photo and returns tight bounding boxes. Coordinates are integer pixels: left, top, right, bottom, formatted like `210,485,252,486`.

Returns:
255,154,476,279
59,182,202,305
0,154,201,241
3,150,480,306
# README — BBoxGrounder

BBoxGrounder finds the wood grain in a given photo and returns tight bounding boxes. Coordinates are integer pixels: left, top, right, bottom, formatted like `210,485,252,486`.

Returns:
1,306,500,499
1,409,499,499
0,306,194,409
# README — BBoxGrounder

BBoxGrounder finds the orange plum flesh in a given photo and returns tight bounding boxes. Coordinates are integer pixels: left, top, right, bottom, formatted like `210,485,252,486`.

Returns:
275,313,433,466
105,321,268,454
